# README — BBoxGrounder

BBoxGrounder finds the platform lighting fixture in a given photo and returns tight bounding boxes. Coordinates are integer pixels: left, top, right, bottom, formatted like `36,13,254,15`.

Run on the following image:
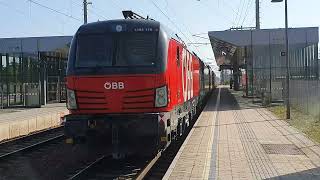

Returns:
271,0,290,119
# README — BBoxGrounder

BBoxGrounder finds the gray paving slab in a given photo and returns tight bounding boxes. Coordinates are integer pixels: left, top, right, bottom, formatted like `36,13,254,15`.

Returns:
163,86,320,180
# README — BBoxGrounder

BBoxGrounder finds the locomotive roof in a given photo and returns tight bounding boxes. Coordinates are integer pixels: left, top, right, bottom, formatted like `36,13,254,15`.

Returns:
77,19,180,42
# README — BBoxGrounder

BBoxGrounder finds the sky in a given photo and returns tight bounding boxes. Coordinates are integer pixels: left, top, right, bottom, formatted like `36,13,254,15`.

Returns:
0,0,319,75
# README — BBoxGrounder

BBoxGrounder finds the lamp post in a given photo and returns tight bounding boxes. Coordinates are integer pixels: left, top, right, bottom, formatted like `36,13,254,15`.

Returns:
271,0,290,119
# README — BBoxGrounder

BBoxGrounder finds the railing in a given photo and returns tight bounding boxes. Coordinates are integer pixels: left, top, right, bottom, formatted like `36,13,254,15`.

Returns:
290,80,320,119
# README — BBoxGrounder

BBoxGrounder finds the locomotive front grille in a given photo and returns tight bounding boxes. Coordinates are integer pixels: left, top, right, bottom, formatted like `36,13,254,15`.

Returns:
75,88,155,111
76,90,108,110
122,88,155,109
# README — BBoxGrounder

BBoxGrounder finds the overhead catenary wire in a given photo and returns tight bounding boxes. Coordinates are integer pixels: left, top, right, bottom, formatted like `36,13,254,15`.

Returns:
88,8,108,21
169,2,218,64
148,0,191,42
0,0,73,35
192,34,210,40
148,0,202,55
248,14,256,27
241,0,255,26
220,0,241,26
27,0,82,22
87,3,110,21
235,0,249,27
234,0,244,26
202,0,241,27
160,1,222,63
159,2,203,54
220,0,240,15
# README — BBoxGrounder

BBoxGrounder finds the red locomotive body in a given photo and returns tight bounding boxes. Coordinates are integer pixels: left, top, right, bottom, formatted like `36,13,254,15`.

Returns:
64,17,215,156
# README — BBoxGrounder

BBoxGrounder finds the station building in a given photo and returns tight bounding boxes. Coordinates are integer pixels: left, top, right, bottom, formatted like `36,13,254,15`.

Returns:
0,36,72,108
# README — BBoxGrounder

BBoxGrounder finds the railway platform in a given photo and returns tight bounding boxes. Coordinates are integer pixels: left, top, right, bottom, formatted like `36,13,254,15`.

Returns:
163,86,320,180
0,103,68,142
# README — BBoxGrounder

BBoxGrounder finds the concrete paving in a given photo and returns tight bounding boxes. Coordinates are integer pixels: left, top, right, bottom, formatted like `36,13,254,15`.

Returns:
163,86,320,180
0,103,68,142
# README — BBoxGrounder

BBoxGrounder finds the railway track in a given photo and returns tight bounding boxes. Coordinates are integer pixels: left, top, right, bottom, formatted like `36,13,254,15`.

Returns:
0,127,64,159
65,125,193,180
67,152,161,180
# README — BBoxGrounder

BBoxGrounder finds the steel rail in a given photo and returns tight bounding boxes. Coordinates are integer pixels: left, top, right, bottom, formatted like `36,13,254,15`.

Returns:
67,155,106,180
0,134,64,159
136,152,162,180
67,151,162,180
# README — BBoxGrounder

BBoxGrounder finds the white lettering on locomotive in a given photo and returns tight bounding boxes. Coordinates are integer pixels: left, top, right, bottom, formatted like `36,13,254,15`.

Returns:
181,49,193,102
188,53,193,99
181,49,187,102
118,82,124,89
104,82,125,90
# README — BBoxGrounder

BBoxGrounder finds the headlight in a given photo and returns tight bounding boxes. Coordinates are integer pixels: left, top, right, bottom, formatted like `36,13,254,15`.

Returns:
155,86,168,107
67,89,77,110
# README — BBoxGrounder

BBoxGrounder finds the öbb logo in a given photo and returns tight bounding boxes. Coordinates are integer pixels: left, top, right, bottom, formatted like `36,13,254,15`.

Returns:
104,82,125,90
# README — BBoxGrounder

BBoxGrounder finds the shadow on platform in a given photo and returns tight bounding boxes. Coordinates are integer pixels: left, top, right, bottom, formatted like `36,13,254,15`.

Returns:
266,167,320,180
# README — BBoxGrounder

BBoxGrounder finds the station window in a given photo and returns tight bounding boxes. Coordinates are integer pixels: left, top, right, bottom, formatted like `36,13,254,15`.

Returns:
1,55,6,68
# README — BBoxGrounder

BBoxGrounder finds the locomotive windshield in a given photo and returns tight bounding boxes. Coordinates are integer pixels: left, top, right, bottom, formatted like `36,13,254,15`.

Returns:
76,32,157,68
76,34,113,67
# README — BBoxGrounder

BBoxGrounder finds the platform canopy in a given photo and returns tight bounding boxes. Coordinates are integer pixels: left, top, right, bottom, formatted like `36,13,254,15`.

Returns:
208,27,319,70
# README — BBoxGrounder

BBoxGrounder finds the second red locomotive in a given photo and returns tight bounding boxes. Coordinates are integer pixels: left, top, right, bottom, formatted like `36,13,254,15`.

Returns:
64,11,215,157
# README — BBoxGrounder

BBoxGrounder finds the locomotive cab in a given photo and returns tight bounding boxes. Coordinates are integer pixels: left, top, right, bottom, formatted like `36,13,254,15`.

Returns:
64,19,172,156
66,20,169,114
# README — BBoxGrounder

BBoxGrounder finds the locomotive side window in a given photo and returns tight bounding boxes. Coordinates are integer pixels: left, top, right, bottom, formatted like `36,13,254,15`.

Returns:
176,46,180,66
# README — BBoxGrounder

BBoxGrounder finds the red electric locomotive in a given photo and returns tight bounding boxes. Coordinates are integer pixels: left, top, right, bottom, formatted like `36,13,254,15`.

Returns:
64,11,215,156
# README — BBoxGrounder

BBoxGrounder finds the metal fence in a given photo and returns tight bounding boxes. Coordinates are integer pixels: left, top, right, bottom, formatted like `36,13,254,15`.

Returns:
290,80,320,118
288,44,320,119
0,82,41,108
0,52,67,108
245,38,320,119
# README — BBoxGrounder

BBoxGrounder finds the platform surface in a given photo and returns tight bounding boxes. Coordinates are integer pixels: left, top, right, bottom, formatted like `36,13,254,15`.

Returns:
0,103,68,142
164,86,320,180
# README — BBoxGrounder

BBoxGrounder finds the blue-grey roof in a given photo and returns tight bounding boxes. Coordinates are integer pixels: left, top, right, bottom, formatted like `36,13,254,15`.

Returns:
0,36,72,54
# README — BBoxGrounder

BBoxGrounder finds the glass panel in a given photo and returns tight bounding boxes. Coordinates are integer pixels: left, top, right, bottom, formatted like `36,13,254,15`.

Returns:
8,56,14,83
117,33,157,66
0,84,7,108
1,55,6,68
76,34,113,68
76,32,158,68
